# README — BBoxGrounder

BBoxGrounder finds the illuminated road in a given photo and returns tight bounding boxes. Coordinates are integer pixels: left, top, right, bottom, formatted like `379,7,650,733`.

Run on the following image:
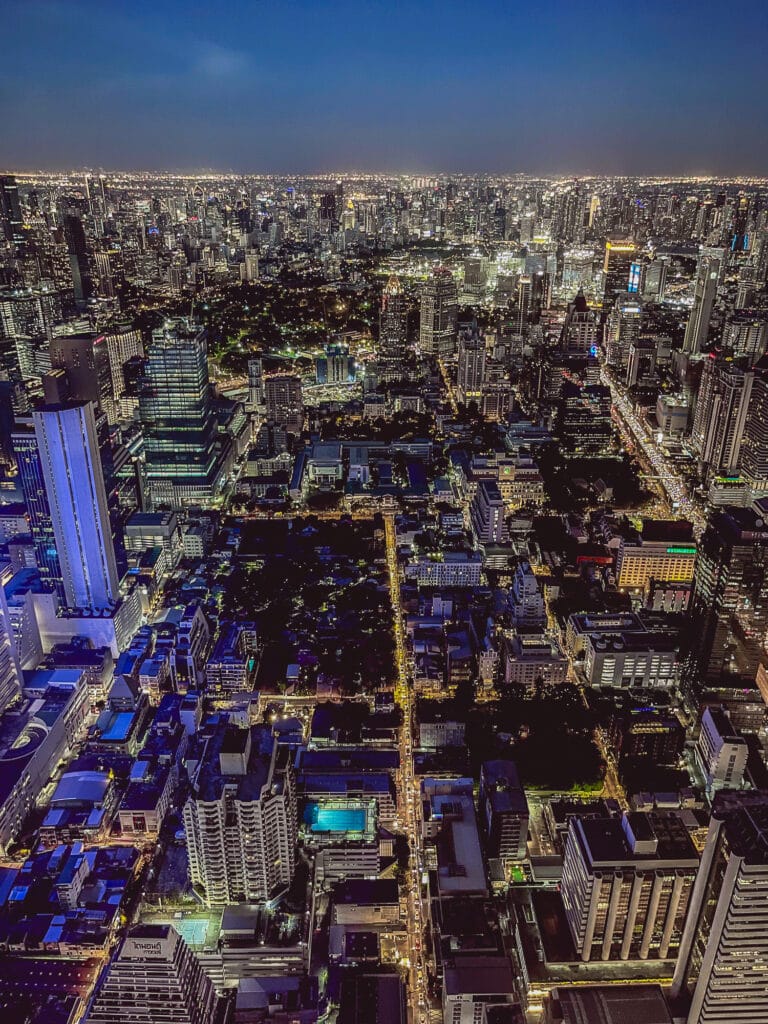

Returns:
599,362,706,537
437,358,459,415
384,513,430,1024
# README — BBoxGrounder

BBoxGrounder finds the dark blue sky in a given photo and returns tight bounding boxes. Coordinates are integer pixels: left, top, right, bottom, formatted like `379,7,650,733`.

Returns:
2,0,767,174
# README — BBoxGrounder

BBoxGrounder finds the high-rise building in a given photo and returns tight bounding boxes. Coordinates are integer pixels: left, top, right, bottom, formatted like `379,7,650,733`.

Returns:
479,760,529,862
739,354,768,496
456,324,486,404
183,719,297,906
419,268,458,358
559,290,598,354
138,318,223,507
604,293,643,369
83,924,217,1024
49,332,113,409
33,402,119,612
246,357,264,411
691,355,754,478
264,373,304,435
0,564,21,715
12,420,63,597
672,790,768,1024
104,325,144,410
0,175,23,244
378,275,408,381
470,480,508,544
561,810,698,962
602,239,637,304
683,248,725,355
723,312,768,365
685,505,768,688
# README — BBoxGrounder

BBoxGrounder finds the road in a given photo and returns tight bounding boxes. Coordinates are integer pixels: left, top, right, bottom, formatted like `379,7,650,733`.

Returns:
437,358,459,415
384,513,431,1024
599,362,707,537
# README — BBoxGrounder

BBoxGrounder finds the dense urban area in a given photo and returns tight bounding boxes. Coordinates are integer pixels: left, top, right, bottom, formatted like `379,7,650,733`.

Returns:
0,169,766,1024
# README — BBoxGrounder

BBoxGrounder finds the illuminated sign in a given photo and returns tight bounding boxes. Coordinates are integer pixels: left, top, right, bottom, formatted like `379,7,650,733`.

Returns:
628,262,641,293
666,546,696,554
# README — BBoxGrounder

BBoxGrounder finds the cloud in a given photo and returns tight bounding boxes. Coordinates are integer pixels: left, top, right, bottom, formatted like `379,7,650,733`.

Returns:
195,44,250,79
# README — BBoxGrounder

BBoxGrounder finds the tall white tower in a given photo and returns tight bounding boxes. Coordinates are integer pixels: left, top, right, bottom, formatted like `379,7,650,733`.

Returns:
33,402,119,611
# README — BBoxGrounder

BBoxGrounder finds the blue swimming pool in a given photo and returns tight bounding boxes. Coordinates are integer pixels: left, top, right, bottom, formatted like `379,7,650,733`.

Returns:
304,802,366,833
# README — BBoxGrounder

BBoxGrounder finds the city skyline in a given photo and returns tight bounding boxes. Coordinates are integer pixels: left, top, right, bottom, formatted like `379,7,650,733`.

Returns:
2,0,768,175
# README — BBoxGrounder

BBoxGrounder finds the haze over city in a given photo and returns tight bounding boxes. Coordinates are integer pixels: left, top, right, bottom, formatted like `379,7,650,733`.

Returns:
2,0,768,174
2,3,768,1024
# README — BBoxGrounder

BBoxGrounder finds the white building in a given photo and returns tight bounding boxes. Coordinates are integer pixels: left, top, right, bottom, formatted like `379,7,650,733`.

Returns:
33,402,119,612
672,791,768,1024
696,706,748,795
183,720,297,907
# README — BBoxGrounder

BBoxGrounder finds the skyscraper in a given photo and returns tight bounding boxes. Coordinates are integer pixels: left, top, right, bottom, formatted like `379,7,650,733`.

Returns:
0,175,23,244
419,268,458,358
378,275,408,381
559,289,598,354
49,332,113,409
683,248,725,355
0,564,21,716
690,355,754,479
264,373,303,434
456,323,486,404
602,239,636,304
84,924,217,1024
12,420,63,598
183,720,297,906
671,790,768,1024
138,318,222,507
739,354,768,497
685,506,768,688
33,401,119,611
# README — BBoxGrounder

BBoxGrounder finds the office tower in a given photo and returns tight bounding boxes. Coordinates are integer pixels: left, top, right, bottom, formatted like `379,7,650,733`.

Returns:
316,341,352,384
246,357,264,410
691,356,754,478
138,318,222,507
0,564,21,715
561,249,595,296
243,250,259,281
470,480,508,544
456,324,486,404
723,313,768,365
84,924,217,1024
559,382,613,456
479,760,529,861
463,256,488,298
378,275,408,380
602,239,636,303
63,213,92,301
12,421,63,597
49,332,112,409
561,810,698,962
33,402,119,611
559,290,598,354
0,176,23,244
739,355,768,496
672,790,768,1024
642,257,669,301
419,267,458,358
183,720,297,906
685,506,768,687
264,373,304,434
604,293,643,369
683,248,725,354
104,325,143,408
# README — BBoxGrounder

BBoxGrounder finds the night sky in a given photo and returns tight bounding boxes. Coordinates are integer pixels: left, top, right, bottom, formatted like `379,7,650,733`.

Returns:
2,0,768,175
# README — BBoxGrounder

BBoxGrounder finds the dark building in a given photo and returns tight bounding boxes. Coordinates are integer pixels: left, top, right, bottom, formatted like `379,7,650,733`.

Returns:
684,506,768,692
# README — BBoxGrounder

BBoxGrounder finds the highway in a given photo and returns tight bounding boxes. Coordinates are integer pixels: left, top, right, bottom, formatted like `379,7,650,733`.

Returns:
599,362,707,537
384,513,431,1024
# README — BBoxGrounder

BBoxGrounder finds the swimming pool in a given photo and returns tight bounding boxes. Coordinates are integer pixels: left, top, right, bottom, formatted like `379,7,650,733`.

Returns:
304,802,366,833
